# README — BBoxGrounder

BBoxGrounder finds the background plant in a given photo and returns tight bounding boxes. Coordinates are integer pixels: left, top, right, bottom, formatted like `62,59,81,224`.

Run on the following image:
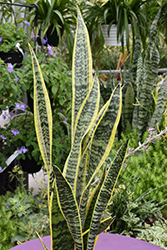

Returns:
28,0,77,58
99,7,167,139
0,103,71,171
107,180,166,235
84,0,148,51
0,166,49,250
0,59,28,110
107,129,167,204
0,22,29,53
0,47,72,172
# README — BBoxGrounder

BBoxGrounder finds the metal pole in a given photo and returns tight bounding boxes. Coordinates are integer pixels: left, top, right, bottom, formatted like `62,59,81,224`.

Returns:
97,69,167,74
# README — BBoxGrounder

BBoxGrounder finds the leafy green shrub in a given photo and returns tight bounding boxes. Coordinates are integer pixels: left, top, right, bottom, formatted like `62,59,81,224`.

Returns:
0,168,49,250
0,50,72,171
0,107,71,171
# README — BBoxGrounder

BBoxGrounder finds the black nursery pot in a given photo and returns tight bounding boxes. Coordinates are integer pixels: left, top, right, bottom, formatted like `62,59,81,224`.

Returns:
20,156,42,174
0,50,23,68
37,23,64,47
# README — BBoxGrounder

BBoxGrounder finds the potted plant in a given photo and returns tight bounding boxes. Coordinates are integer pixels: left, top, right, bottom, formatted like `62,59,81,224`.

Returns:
0,22,28,67
28,0,77,50
84,0,148,49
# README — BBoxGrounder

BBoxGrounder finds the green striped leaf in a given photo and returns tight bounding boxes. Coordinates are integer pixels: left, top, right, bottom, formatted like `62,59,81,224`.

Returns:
136,52,143,93
136,58,154,137
132,10,161,137
122,82,135,132
28,44,52,174
82,166,107,233
83,216,115,247
63,76,100,193
76,146,91,205
78,85,122,240
86,85,122,183
151,41,160,78
51,181,74,250
132,52,143,130
77,101,110,200
53,166,83,250
130,31,141,82
71,7,92,142
97,216,116,235
87,140,129,250
148,8,161,55
150,75,167,129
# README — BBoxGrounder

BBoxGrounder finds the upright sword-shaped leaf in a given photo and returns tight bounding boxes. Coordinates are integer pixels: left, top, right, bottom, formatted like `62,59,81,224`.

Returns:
71,7,93,143
28,44,52,175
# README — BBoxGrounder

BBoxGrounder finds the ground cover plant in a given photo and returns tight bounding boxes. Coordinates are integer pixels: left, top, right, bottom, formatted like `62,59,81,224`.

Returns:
107,128,167,203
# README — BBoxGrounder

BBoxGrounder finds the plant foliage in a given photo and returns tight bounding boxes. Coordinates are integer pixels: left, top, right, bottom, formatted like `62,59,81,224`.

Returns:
29,7,129,250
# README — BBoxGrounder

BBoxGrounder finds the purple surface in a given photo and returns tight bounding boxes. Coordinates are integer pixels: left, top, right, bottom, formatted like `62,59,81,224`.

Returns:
9,233,165,250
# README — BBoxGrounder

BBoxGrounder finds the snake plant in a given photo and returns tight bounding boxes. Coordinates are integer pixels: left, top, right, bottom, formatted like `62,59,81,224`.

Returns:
121,8,166,137
29,7,129,250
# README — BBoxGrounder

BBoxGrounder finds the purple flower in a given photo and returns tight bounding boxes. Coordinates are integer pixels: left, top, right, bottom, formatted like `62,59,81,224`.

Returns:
0,37,2,43
18,146,27,154
43,37,48,45
11,129,20,136
7,63,13,73
21,146,27,153
23,20,30,26
15,103,20,109
10,112,15,117
64,118,68,122
60,109,64,112
0,135,6,140
18,148,22,154
47,44,52,55
20,103,27,111
15,76,19,83
2,114,6,120
6,205,9,209
0,166,2,173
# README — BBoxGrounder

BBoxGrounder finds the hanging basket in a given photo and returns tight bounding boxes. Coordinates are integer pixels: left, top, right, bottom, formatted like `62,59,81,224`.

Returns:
101,24,130,46
37,23,64,47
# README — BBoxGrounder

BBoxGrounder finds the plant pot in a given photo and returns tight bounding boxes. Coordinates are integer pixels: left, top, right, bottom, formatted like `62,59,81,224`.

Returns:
101,24,131,46
20,156,42,174
9,233,165,250
0,50,23,68
37,23,64,47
